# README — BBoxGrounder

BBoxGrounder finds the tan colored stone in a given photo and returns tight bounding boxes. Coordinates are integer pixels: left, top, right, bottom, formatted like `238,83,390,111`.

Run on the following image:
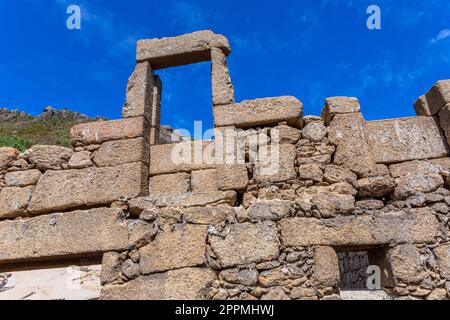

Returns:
279,208,439,247
0,147,19,169
0,186,34,218
217,164,248,190
139,224,207,274
389,159,447,178
211,47,235,106
322,97,360,125
71,117,145,146
191,169,218,192
273,124,301,144
258,266,304,287
68,151,93,169
209,222,279,268
128,191,237,214
393,172,443,200
100,267,216,300
137,30,230,69
426,288,448,300
93,138,146,167
149,141,216,175
328,112,376,176
302,122,327,142
425,79,450,115
151,75,162,128
122,61,153,120
414,95,431,116
183,206,236,224
434,244,450,280
298,164,323,182
0,208,129,263
365,117,448,164
5,169,41,187
388,244,425,285
22,145,73,170
149,172,190,194
438,104,450,145
213,96,303,129
100,252,121,285
313,246,340,287
28,162,144,214
247,200,292,221
254,144,297,183
290,287,317,300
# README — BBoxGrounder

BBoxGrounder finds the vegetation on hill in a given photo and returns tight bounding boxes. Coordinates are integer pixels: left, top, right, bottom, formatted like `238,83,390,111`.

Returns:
0,106,100,150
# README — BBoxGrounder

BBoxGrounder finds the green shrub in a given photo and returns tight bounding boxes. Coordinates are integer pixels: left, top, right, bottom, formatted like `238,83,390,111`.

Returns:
0,136,33,152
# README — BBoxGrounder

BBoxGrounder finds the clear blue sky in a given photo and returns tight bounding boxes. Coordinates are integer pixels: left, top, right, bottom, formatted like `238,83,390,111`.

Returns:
1,0,450,134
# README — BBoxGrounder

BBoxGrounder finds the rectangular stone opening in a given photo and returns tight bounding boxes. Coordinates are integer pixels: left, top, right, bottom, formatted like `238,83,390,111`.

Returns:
157,61,213,143
337,247,392,300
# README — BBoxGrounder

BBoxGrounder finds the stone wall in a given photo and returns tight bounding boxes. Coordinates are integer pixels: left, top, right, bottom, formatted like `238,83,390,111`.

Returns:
0,30,450,300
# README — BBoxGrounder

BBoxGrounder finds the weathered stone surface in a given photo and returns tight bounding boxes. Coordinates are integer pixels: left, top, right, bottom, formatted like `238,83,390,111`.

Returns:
310,192,354,218
22,145,73,170
426,288,448,300
219,268,258,286
93,138,146,167
213,96,303,129
254,144,297,183
425,80,450,115
365,117,448,164
191,169,218,192
28,162,144,214
5,169,41,187
0,186,34,218
414,95,431,116
122,61,153,120
128,191,237,214
71,117,145,146
356,175,396,197
258,266,304,287
209,223,279,268
313,246,340,287
388,244,425,284
217,164,248,190
298,164,323,182
137,30,230,68
247,200,292,221
139,224,207,274
183,206,236,224
328,113,376,176
273,124,301,144
393,172,443,200
438,104,450,145
280,209,439,247
323,165,357,185
389,159,450,178
149,141,216,175
0,147,19,169
68,151,93,169
434,244,450,280
211,47,235,106
0,208,129,263
100,267,216,300
322,97,360,125
302,122,327,142
100,252,121,285
149,172,190,194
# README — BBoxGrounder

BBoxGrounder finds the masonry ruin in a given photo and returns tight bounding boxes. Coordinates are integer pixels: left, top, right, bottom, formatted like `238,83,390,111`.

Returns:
0,30,450,300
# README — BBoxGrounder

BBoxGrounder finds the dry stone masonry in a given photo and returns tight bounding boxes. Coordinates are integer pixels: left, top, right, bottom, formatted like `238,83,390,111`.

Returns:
1,30,450,300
